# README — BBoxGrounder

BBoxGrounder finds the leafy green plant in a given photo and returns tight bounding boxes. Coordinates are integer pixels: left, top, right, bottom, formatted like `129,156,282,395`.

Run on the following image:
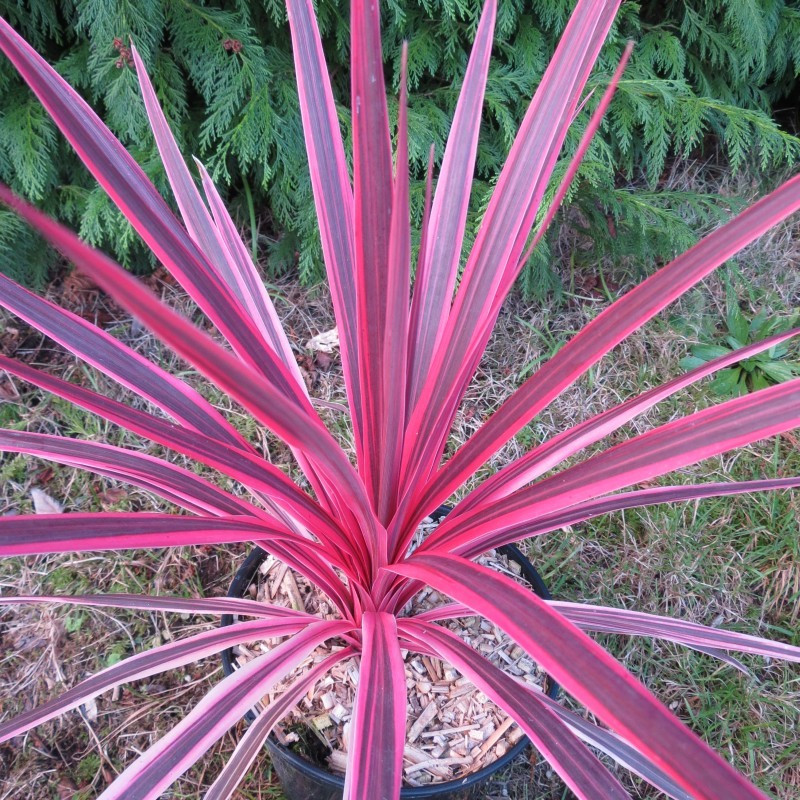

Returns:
681,282,800,396
1,1,800,799
0,0,798,292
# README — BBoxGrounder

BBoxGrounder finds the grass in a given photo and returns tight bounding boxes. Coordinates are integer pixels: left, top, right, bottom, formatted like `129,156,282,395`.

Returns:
1,174,799,798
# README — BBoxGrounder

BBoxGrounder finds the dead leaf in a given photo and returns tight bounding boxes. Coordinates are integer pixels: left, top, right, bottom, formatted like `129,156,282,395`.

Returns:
60,272,98,305
31,488,64,514
34,467,55,485
0,326,20,357
56,776,78,799
97,487,126,509
314,351,333,371
80,696,98,722
306,327,339,353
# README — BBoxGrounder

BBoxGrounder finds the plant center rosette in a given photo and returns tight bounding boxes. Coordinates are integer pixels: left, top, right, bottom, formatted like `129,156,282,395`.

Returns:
224,515,552,789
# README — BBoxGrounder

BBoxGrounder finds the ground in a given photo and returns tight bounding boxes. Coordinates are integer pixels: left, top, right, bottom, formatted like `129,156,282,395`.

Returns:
0,174,799,799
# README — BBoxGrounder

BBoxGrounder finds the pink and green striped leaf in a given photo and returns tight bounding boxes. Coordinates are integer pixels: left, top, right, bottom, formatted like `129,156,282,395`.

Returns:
451,326,800,517
0,617,314,743
450,475,800,561
0,368,358,602
350,0,398,512
385,475,800,617
0,272,248,451
97,621,351,800
404,173,800,538
0,427,257,518
552,602,800,663
194,165,339,519
129,45,309,399
284,0,362,446
194,159,308,390
0,356,349,547
127,40,337,515
415,599,800,663
513,41,634,277
344,613,407,800
400,620,632,800
0,186,380,562
205,648,354,800
0,18,302,392
0,513,319,557
400,0,622,494
428,378,800,555
128,45,242,303
390,554,765,799
532,688,692,800
406,0,497,409
376,44,411,524
407,145,436,411
0,592,310,619
400,622,692,798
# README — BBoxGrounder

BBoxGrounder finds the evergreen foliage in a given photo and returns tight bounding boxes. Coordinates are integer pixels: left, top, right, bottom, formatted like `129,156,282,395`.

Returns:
0,0,798,292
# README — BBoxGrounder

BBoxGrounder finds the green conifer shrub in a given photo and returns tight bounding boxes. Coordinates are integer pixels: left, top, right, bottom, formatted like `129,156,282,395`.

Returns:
0,0,798,292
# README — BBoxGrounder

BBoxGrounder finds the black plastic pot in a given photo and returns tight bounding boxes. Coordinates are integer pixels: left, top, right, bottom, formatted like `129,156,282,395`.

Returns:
220,506,559,800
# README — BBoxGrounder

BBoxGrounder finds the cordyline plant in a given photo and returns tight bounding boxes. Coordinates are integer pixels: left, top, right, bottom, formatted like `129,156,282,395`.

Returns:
0,0,799,798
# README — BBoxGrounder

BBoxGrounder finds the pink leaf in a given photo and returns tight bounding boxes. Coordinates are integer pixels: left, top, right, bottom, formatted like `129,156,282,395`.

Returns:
406,0,497,409
205,648,354,800
350,0,399,515
451,326,800,518
344,613,406,800
0,618,316,743
0,274,248,451
0,356,348,546
1,428,257,518
390,554,765,799
0,185,380,572
376,44,411,524
0,593,310,619
285,0,362,446
400,0,622,496
401,620,631,800
97,621,352,800
428,379,800,555
0,513,322,557
404,174,800,539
